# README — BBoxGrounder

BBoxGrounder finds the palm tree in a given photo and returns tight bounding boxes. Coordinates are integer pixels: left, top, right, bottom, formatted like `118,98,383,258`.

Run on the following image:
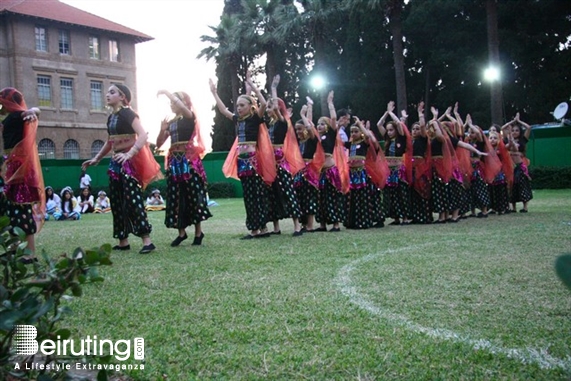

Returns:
198,14,250,107
273,0,345,115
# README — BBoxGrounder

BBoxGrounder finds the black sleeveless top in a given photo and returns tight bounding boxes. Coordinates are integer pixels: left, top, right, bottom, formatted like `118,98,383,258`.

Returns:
268,119,288,145
299,137,318,159
384,134,407,157
344,140,368,157
107,107,137,135
2,112,24,150
234,113,263,142
320,128,337,154
413,136,427,156
169,115,195,143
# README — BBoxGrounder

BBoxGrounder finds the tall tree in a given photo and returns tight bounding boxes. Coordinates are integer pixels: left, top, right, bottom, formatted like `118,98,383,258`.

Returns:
347,0,408,113
274,0,345,116
387,0,407,114
198,0,259,151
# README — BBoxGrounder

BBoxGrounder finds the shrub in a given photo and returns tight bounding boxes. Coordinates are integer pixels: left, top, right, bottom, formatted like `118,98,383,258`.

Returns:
529,166,571,189
208,182,235,198
0,216,113,380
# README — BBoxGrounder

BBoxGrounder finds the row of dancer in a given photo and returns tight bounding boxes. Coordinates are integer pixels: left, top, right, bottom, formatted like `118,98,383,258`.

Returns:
210,74,379,237
209,73,533,237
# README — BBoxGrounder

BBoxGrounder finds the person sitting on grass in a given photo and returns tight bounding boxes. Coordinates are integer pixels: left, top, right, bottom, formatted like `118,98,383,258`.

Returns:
78,187,95,214
94,190,111,213
58,186,81,220
145,189,166,211
45,186,62,221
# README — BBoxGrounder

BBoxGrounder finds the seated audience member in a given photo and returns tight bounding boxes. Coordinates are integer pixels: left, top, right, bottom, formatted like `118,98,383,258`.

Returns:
78,187,95,214
58,186,81,220
45,186,62,221
145,189,166,211
94,191,111,213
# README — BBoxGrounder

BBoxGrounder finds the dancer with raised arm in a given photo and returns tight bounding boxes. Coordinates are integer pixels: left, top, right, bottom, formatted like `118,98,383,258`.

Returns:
377,101,413,225
502,113,533,213
464,114,501,218
294,98,325,232
343,117,388,229
156,89,211,246
265,75,304,236
488,130,513,215
82,84,162,254
210,74,276,239
314,91,349,232
410,102,432,224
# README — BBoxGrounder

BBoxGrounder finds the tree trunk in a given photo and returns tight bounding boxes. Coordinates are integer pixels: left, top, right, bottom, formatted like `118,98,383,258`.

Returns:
486,0,504,125
230,55,241,113
424,65,431,119
314,32,327,118
389,1,407,114
265,44,277,92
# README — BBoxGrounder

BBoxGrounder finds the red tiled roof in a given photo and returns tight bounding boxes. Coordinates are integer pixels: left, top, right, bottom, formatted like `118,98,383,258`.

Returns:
0,0,153,42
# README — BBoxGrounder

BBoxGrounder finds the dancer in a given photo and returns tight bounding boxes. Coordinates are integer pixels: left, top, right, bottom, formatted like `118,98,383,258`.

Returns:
210,74,276,239
0,87,45,261
488,130,513,215
82,84,162,254
314,91,349,232
464,114,501,218
410,102,432,224
266,75,304,236
343,117,388,229
441,104,488,220
502,113,533,212
377,101,413,225
156,89,211,246
294,99,325,232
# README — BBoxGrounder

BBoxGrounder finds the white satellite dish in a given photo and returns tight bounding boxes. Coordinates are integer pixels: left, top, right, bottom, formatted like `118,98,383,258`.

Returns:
553,102,568,120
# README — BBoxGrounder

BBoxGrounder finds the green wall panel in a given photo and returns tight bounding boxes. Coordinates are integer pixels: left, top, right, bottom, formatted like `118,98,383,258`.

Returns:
41,152,242,197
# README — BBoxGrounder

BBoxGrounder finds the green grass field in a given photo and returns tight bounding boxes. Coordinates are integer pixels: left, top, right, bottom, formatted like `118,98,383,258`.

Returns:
37,189,571,380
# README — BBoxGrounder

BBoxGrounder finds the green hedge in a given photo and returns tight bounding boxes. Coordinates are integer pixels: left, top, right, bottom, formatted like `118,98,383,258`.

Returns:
64,181,235,201
529,166,571,189
207,182,235,198
55,167,571,197
136,181,235,199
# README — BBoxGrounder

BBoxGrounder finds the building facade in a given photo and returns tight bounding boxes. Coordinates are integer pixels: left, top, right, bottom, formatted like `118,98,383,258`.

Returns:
0,0,152,159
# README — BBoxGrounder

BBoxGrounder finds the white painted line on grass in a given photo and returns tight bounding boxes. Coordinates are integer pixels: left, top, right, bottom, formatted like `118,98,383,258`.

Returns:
335,245,571,371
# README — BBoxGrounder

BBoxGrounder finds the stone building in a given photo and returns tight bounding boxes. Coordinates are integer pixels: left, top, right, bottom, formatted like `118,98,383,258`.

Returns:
0,0,152,159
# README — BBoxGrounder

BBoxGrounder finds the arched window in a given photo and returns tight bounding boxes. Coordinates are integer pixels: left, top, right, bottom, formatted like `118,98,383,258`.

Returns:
63,139,80,159
38,138,55,159
91,140,105,158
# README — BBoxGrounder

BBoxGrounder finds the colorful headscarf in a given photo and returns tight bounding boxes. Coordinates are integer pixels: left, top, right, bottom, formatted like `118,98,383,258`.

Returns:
0,87,45,232
0,87,27,112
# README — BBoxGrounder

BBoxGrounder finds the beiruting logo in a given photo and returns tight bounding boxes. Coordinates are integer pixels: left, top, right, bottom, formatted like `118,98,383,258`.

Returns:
13,325,145,372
